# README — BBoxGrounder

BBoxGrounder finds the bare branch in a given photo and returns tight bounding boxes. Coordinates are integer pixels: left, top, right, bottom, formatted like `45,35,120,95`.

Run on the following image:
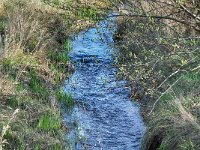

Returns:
157,69,180,90
179,4,200,21
107,13,200,32
147,76,183,116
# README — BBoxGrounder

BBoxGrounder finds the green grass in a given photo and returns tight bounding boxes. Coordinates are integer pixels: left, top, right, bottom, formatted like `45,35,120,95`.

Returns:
50,144,63,150
7,96,18,108
1,93,65,149
48,49,69,64
56,90,74,109
37,112,62,131
48,39,71,64
0,17,5,33
64,38,71,53
33,142,63,150
76,6,99,21
3,128,27,150
2,58,12,73
25,37,38,52
47,39,72,83
28,69,48,100
142,71,200,150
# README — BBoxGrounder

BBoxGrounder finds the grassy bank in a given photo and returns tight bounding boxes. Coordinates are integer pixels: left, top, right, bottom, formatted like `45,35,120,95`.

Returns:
114,1,200,149
0,0,110,149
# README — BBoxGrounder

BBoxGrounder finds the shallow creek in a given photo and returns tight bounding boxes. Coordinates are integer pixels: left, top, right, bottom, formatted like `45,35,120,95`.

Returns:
63,14,145,150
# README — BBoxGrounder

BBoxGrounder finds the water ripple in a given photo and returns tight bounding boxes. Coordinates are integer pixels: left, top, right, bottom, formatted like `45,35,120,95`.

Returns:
64,14,145,150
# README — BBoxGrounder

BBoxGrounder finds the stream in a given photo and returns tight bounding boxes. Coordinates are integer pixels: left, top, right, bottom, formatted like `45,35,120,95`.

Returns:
63,14,145,150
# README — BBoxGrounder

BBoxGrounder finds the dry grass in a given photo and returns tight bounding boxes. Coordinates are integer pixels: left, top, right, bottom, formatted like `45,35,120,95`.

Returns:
0,1,5,17
175,97,200,131
0,0,68,147
0,109,19,150
0,75,15,96
142,92,200,150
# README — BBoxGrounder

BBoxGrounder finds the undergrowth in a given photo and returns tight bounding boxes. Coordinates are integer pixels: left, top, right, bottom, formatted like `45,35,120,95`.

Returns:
115,3,200,149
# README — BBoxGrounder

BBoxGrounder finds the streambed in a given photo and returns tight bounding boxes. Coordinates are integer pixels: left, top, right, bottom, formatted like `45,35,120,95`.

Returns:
63,14,145,150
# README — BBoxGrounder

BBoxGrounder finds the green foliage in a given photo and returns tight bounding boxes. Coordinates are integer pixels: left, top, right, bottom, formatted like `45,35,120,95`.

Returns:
37,113,61,131
1,58,18,79
116,18,200,100
52,0,60,5
116,8,200,149
34,143,63,150
47,39,72,83
179,139,195,150
141,69,200,150
49,144,62,150
177,0,188,5
34,144,41,150
54,72,62,83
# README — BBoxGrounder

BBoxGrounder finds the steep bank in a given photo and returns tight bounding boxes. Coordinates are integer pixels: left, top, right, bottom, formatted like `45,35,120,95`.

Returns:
0,0,110,149
114,1,200,149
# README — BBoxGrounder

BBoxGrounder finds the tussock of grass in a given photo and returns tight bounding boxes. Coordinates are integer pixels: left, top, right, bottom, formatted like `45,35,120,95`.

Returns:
28,69,48,100
37,112,62,131
56,90,74,109
0,2,5,17
142,85,200,150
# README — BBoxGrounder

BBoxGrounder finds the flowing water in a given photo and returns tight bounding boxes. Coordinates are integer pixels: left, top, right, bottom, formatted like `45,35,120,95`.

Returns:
63,14,145,150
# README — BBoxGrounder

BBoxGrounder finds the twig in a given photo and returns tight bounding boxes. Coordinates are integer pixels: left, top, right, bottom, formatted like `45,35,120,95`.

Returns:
147,76,182,116
157,69,180,90
0,109,20,150
179,4,200,21
106,13,200,32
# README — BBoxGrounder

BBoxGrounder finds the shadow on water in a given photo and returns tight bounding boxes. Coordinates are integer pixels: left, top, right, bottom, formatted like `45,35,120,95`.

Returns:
63,13,145,150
